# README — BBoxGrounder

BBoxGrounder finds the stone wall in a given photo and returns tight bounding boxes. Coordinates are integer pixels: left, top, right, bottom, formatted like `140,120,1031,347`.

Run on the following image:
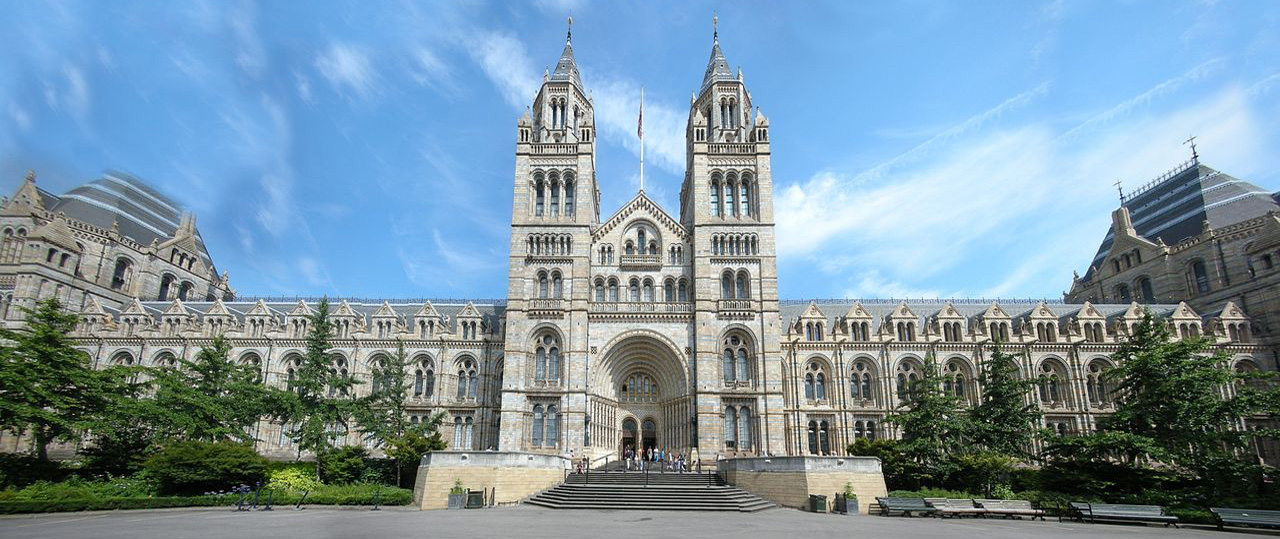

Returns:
412,451,568,510
718,456,887,514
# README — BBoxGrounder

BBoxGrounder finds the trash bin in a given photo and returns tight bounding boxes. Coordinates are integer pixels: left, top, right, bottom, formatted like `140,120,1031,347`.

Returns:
809,494,827,513
465,490,485,509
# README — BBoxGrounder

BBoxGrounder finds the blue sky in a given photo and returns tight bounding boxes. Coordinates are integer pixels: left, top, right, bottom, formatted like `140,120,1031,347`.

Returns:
2,0,1278,301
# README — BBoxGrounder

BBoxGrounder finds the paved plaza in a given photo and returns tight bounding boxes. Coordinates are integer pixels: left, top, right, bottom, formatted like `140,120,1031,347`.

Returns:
0,506,1246,539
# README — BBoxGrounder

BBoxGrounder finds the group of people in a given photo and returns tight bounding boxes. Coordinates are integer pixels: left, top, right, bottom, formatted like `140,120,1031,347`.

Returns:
622,446,697,472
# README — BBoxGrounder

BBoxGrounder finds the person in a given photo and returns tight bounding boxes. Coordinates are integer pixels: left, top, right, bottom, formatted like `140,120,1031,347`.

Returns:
690,446,700,473
625,447,634,471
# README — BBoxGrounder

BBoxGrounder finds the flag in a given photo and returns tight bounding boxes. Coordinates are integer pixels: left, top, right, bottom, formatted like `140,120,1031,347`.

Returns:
637,89,644,139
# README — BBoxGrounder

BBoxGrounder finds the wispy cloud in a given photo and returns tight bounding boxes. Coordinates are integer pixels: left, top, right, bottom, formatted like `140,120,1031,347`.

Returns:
466,31,539,109
315,42,378,99
411,47,461,96
1059,58,1224,141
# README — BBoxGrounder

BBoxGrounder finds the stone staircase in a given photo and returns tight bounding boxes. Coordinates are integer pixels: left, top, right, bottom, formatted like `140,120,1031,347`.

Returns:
524,471,775,512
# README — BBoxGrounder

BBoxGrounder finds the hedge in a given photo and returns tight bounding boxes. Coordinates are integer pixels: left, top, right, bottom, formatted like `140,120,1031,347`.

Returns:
0,496,233,514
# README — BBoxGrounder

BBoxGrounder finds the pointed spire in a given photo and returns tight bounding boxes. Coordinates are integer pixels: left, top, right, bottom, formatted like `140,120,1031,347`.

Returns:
700,15,734,94
549,18,583,90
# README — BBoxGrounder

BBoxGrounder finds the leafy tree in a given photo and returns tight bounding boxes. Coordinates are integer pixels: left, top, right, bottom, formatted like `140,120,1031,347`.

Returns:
968,343,1045,459
885,356,970,486
270,298,359,474
1046,310,1280,503
847,438,922,490
147,336,273,443
354,339,448,485
0,299,117,461
318,445,369,485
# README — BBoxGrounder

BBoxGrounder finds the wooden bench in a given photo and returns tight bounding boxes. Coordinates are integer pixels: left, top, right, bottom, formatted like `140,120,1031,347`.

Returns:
924,498,986,518
1211,507,1280,531
876,497,938,517
975,499,1045,520
1070,502,1179,527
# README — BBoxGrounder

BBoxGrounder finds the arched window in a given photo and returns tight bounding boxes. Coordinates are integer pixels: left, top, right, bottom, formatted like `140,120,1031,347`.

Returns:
724,406,737,448
1039,362,1064,404
1115,284,1131,303
414,369,424,396
178,281,193,301
897,361,921,401
738,407,752,450
1137,277,1154,303
532,405,544,446
111,258,132,290
608,278,619,302
819,420,831,455
816,373,826,400
1087,361,1110,404
740,176,752,217
534,175,545,216
807,420,818,454
677,280,688,302
545,404,558,447
535,334,561,383
629,279,640,302
549,177,560,217
538,271,549,299
637,229,646,251
1191,260,1210,294
726,174,737,217
594,279,605,302
642,279,654,302
158,274,174,301
721,272,733,299
663,279,675,302
944,361,967,399
804,361,826,401
710,178,721,216
552,271,563,299
736,270,749,299
564,176,575,216
722,334,751,382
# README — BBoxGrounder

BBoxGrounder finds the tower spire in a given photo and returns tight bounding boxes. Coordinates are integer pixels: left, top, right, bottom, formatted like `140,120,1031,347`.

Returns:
713,13,718,43
567,14,573,43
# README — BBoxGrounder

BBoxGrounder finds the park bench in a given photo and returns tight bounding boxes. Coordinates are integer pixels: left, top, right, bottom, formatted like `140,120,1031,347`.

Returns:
1069,502,1179,527
924,498,986,518
876,497,938,517
1210,507,1280,531
975,499,1045,520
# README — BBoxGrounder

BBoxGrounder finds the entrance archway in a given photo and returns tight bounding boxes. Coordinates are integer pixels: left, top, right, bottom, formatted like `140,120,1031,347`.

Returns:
591,331,692,462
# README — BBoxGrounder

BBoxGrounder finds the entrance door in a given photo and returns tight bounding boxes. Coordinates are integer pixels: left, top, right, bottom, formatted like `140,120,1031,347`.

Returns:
641,418,657,456
620,418,638,459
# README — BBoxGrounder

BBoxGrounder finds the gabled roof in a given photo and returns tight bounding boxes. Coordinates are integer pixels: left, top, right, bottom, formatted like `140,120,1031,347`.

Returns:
81,295,107,316
205,298,232,317
245,299,272,317
333,300,357,317
162,298,194,316
30,214,80,251
415,301,441,318
935,302,963,319
844,302,871,319
799,302,825,319
372,301,398,318
120,297,151,317
288,300,314,317
593,190,687,241
457,302,482,318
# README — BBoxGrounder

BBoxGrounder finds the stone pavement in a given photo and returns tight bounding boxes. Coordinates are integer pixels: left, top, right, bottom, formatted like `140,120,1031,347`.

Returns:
0,505,1229,539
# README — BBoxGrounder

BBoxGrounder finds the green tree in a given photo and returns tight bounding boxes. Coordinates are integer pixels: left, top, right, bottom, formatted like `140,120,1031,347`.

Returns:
847,437,922,490
0,299,116,461
968,343,1045,459
270,298,359,474
147,336,273,442
354,339,448,485
885,356,969,486
1047,310,1280,502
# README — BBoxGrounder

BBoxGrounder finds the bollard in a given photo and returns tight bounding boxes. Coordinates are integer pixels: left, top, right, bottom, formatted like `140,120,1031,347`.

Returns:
295,490,309,510
236,490,246,511
371,488,381,511
251,487,260,510
261,489,273,511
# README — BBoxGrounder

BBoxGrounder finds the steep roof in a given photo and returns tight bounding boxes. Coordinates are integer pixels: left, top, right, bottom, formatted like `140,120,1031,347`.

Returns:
1082,161,1280,279
549,34,583,90
44,171,218,274
700,37,734,93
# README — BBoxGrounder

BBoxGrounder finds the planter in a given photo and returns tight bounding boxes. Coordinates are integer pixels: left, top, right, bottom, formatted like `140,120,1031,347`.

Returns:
447,492,465,510
833,494,859,515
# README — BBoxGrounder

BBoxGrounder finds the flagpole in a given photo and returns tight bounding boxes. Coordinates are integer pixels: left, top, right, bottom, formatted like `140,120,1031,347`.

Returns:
639,87,645,193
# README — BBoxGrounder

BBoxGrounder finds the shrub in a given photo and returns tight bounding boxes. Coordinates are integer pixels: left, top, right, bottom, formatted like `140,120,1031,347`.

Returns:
273,483,412,506
887,488,979,499
143,441,268,496
0,453,69,489
0,495,234,514
266,463,321,493
318,446,368,486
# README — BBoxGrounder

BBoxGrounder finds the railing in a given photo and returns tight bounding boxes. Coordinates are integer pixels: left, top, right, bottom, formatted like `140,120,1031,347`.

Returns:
589,301,693,314
528,299,563,311
718,299,754,311
530,143,579,155
708,143,756,154
618,254,662,268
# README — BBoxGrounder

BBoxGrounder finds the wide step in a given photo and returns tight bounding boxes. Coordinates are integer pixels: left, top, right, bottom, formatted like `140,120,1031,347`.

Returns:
525,472,775,512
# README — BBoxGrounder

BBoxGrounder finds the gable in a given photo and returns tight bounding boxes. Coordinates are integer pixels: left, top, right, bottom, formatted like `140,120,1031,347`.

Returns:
593,192,688,242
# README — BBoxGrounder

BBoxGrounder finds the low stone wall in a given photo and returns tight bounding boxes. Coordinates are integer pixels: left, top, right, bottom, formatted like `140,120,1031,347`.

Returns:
718,456,887,514
412,451,568,510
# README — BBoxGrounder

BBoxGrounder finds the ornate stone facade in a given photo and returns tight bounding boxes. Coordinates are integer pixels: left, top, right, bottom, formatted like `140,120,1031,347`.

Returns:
2,30,1274,464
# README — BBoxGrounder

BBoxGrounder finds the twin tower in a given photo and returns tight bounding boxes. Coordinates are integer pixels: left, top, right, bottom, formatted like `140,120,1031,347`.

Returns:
501,23,785,459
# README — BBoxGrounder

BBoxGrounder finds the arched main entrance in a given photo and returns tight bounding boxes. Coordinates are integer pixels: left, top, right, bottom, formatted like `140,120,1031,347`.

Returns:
589,332,691,462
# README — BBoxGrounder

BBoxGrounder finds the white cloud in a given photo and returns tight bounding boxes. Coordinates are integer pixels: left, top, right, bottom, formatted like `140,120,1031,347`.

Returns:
42,64,90,122
840,270,942,300
778,75,1272,300
466,31,539,110
411,47,460,96
315,42,377,99
8,103,31,131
